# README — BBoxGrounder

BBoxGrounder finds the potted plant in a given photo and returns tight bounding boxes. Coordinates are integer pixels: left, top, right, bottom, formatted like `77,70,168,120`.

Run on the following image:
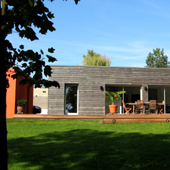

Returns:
105,91,126,114
17,99,27,114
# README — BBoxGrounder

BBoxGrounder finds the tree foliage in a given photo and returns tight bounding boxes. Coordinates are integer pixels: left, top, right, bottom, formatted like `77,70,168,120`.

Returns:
105,91,126,105
65,0,80,4
1,0,80,88
1,0,60,88
1,0,80,169
82,50,111,66
146,48,170,68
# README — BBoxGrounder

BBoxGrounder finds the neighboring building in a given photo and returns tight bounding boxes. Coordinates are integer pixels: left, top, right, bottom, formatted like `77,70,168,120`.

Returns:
48,65,170,115
6,68,33,118
33,87,48,114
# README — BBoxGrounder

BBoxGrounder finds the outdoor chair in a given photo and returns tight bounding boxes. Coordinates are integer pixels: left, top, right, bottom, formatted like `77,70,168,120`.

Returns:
135,100,145,114
159,100,165,114
122,100,131,114
148,100,158,114
144,102,150,114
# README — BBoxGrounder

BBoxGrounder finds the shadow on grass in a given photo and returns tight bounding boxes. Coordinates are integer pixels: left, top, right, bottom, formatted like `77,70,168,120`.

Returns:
8,129,170,170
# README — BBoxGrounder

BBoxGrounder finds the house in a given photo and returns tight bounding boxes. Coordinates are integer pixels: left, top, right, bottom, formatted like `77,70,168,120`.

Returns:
33,87,48,114
6,68,33,118
48,66,170,115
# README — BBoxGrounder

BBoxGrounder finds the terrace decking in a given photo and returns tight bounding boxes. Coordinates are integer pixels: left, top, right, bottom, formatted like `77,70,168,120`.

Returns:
14,114,170,123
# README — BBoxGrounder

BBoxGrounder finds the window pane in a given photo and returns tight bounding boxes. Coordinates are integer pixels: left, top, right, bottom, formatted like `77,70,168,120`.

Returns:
148,86,164,102
65,85,77,114
124,86,140,103
165,87,170,113
148,86,165,113
105,86,123,114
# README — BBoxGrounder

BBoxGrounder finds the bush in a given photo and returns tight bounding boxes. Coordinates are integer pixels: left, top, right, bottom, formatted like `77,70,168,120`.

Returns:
17,99,27,107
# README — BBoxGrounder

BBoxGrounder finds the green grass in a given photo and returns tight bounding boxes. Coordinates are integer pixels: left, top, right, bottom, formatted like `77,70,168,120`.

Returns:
7,119,170,170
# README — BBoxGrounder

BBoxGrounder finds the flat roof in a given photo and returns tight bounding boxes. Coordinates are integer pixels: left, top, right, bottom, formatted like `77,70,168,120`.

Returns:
49,65,170,70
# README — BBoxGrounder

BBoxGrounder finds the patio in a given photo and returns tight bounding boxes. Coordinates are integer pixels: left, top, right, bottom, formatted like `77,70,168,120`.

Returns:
14,114,170,123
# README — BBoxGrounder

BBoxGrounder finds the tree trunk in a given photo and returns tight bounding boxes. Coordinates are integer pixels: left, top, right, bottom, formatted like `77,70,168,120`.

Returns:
0,0,8,169
0,44,8,170
0,76,8,170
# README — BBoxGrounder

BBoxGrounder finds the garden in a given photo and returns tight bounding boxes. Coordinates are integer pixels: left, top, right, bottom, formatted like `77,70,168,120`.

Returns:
7,119,170,170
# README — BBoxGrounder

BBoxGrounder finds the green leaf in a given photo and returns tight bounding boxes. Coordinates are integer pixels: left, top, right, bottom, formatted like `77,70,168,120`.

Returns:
47,12,54,19
19,79,27,85
26,50,34,57
74,0,80,4
25,27,38,41
44,65,52,76
48,47,55,53
22,63,27,67
39,28,46,34
19,45,24,49
82,50,111,66
105,91,126,104
146,48,170,68
29,0,34,6
46,55,57,62
19,31,24,38
40,49,44,55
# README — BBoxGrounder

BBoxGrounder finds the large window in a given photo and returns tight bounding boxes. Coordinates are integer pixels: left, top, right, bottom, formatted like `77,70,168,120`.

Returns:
148,86,170,114
105,85,140,114
105,86,123,114
124,86,140,103
165,87,170,113
148,86,164,102
65,84,78,115
105,85,170,114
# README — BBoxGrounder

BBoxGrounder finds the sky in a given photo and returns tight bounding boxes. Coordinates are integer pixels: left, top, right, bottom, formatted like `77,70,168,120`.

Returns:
7,0,170,69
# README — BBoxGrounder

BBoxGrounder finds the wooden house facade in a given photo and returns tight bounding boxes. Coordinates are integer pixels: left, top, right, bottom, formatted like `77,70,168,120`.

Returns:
48,66,170,115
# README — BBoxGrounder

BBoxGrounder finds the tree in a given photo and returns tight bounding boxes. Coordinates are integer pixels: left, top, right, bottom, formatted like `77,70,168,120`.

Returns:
0,0,80,169
82,50,111,66
146,48,170,68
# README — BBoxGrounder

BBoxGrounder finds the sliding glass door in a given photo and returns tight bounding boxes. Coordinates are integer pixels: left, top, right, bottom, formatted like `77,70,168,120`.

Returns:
105,85,141,114
124,86,140,103
105,85,170,114
165,87,170,113
105,86,123,114
148,86,170,114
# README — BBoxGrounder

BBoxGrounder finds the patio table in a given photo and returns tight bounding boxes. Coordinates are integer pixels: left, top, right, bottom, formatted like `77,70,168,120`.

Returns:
126,103,137,114
126,102,163,114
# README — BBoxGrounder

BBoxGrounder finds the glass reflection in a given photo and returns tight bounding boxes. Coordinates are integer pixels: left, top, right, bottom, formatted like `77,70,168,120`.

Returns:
65,85,77,114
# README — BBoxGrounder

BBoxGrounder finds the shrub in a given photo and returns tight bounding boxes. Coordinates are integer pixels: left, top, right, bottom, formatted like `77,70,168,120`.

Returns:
17,99,27,107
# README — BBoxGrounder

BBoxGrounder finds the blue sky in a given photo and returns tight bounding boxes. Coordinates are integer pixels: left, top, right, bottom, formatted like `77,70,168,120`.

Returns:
8,0,170,68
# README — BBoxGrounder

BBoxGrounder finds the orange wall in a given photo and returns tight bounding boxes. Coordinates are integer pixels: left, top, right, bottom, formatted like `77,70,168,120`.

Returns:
16,77,33,114
6,68,33,118
6,68,17,118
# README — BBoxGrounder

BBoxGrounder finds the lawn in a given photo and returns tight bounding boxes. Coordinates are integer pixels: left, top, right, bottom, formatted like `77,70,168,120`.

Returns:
7,119,170,170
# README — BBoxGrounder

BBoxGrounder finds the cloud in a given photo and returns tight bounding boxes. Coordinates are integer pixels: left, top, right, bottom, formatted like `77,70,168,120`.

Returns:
142,0,170,19
144,0,164,11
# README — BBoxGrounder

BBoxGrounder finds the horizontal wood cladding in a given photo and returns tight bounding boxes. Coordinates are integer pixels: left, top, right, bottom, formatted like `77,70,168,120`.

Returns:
49,66,170,85
48,66,170,115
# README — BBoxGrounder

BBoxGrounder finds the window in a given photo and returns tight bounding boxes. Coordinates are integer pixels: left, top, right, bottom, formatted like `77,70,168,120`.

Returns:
65,84,78,115
148,86,170,114
105,86,123,114
105,85,140,114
